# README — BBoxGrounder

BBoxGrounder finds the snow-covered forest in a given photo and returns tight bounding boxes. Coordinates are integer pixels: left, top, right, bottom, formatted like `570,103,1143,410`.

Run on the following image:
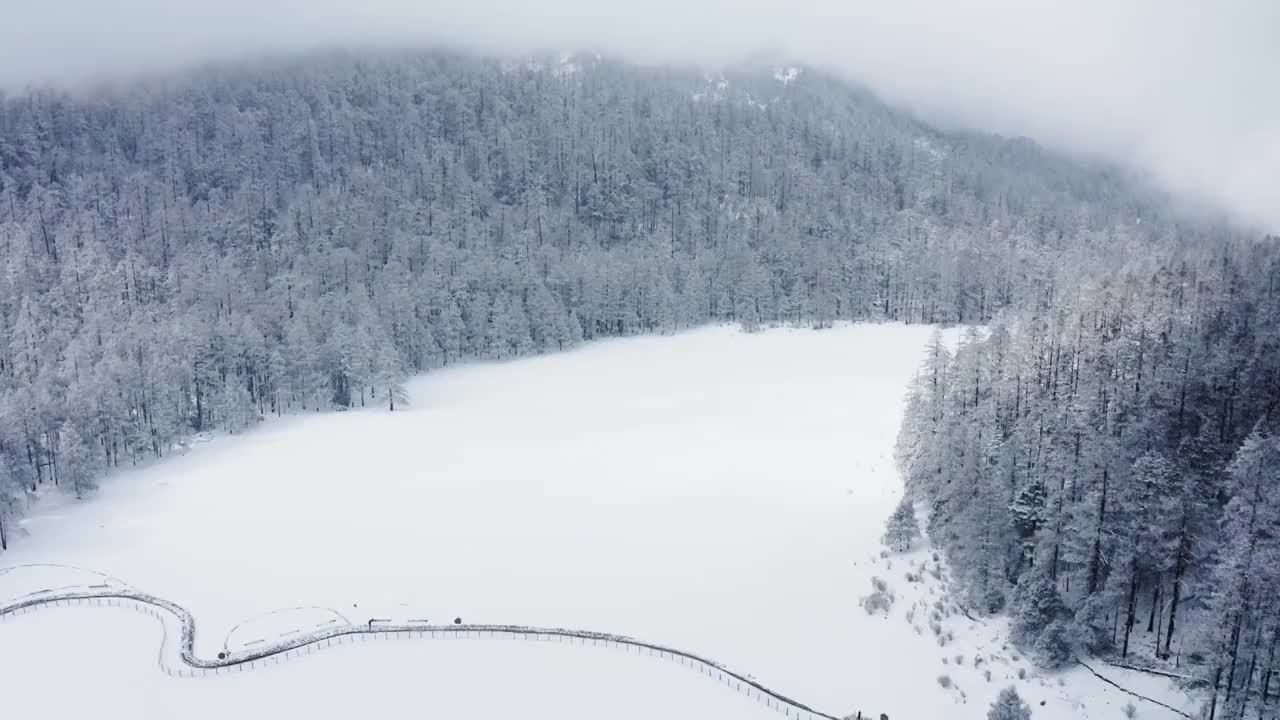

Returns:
896,244,1280,715
1,49,1274,714
0,49,1238,546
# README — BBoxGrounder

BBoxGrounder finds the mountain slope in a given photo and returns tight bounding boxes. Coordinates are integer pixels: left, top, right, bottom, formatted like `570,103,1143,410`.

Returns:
0,48,1244,541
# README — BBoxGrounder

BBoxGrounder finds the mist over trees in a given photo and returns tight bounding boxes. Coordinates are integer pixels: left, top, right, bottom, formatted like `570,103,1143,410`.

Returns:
0,48,1242,556
897,238,1280,713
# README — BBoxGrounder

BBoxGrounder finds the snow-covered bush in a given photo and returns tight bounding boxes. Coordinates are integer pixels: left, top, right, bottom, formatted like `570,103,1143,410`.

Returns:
861,576,895,615
987,686,1032,720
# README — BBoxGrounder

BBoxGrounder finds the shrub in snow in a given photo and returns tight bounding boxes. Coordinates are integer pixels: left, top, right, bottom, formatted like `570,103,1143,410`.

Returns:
882,496,922,551
861,576,895,615
1122,701,1137,718
937,674,953,688
987,686,1032,720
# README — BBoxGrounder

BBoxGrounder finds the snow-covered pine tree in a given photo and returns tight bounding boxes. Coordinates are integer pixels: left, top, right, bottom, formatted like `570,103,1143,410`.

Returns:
55,421,95,501
1009,570,1068,654
0,457,19,550
883,496,922,552
987,686,1032,720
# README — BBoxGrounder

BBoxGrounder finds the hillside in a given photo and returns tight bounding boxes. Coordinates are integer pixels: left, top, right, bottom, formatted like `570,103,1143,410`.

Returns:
0,49,1244,544
895,239,1280,717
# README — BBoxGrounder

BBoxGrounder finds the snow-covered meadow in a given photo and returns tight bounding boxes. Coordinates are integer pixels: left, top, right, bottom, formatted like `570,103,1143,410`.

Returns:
0,324,1195,718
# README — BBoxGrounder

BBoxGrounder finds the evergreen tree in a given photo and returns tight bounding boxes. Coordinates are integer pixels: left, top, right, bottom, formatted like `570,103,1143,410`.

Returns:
56,421,94,501
883,496,922,552
987,686,1032,720
1009,570,1068,652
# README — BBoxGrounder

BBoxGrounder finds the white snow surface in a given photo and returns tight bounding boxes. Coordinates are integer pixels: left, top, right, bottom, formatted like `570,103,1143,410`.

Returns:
0,324,1196,719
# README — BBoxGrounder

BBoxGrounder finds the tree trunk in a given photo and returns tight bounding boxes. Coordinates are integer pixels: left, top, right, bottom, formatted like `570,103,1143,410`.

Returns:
1147,581,1160,632
1260,630,1277,710
1236,645,1256,719
1225,616,1244,704
1087,467,1109,594
1154,589,1164,657
1208,666,1222,720
1122,562,1139,658
1164,526,1190,658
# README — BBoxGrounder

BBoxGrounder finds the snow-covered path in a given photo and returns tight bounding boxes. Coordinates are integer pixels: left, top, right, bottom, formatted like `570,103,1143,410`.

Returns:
0,576,840,719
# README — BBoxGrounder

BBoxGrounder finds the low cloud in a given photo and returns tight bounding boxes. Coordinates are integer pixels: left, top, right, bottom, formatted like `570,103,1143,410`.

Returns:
2,0,1276,231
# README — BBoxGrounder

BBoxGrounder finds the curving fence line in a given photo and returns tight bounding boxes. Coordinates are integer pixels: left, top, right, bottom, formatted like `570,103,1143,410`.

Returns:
0,586,852,720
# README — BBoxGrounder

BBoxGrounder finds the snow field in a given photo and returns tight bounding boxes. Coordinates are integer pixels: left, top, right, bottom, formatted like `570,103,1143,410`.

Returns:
0,323,1198,718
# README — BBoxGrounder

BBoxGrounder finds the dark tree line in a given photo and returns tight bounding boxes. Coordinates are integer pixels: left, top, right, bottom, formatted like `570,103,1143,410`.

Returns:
898,238,1280,717
0,49,1228,553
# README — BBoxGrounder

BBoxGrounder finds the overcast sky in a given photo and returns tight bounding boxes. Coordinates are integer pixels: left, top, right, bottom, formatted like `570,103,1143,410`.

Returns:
2,0,1277,231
